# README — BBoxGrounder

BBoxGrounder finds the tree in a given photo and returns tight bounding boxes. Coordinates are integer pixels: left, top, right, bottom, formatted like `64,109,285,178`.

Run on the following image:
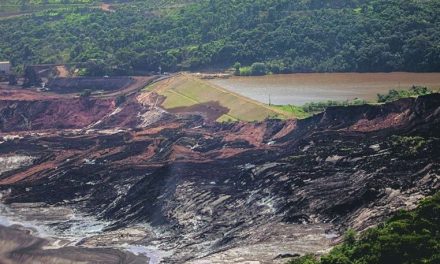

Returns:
343,229,357,246
80,89,92,98
20,0,28,11
115,95,126,106
84,60,107,77
250,62,268,76
22,67,41,88
233,62,241,75
22,45,34,61
1,0,439,75
8,74,17,85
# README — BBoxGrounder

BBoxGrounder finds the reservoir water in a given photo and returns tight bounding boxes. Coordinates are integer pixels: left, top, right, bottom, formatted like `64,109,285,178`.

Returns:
209,72,440,105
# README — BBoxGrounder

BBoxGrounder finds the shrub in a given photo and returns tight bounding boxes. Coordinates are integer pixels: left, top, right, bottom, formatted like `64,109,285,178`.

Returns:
239,66,252,76
377,86,432,103
233,62,241,75
250,62,268,76
80,89,92,97
302,99,367,113
287,254,319,264
115,94,126,106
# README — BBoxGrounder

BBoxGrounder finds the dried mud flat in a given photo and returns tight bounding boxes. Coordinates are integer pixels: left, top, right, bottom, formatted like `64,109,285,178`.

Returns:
0,224,149,264
0,84,438,263
0,202,157,264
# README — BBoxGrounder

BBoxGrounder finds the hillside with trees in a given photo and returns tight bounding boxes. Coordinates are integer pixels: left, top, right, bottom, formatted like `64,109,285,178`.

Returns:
0,0,439,75
287,192,440,264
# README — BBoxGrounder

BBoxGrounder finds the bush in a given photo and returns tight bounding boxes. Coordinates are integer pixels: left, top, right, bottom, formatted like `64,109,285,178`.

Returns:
80,89,92,97
115,94,126,106
377,86,432,103
239,66,252,76
267,60,286,74
8,74,17,85
233,62,241,76
390,136,429,157
250,62,268,76
302,99,367,113
287,254,319,264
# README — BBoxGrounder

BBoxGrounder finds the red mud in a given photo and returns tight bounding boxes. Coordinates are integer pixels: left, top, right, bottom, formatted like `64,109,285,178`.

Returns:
272,120,298,140
0,93,438,264
0,98,116,132
0,88,64,101
0,150,80,185
0,91,437,177
0,76,158,132
223,122,269,147
346,110,411,132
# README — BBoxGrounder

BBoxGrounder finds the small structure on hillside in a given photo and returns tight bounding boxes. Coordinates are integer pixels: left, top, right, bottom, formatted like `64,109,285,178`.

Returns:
0,61,11,75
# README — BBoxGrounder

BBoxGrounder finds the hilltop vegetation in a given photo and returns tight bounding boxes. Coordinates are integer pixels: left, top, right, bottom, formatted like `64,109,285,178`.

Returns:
287,192,440,264
0,0,439,75
0,0,96,14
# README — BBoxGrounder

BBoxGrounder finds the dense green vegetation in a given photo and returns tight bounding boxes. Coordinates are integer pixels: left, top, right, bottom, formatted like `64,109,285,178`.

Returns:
302,98,368,113
0,0,96,14
0,0,439,75
287,192,440,264
377,86,432,103
275,86,435,115
1,0,94,3
270,104,309,119
272,98,367,116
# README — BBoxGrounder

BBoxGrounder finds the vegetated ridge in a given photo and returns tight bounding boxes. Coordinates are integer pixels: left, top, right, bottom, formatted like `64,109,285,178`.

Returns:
0,0,439,75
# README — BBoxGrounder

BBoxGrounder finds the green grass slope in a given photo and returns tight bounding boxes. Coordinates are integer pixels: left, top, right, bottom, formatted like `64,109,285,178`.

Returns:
145,74,296,121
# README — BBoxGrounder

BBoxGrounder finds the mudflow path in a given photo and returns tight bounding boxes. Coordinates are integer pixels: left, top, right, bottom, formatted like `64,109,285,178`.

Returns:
0,90,438,263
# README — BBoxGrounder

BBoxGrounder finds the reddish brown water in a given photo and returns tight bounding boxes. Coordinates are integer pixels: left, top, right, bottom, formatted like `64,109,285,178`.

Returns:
209,72,440,105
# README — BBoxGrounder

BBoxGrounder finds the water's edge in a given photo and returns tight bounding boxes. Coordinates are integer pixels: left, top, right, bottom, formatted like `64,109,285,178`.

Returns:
209,72,440,105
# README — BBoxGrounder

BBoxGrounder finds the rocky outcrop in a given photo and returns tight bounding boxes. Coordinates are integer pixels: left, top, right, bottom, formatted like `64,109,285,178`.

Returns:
0,94,438,263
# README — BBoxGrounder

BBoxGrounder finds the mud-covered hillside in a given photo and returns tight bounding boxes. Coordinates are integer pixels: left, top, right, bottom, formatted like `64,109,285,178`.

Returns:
0,92,439,263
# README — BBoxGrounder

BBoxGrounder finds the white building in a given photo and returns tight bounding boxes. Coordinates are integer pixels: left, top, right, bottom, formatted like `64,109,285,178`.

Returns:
0,61,11,75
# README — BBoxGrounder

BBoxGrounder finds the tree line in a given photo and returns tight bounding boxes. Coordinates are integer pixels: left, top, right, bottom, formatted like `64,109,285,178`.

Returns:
0,0,439,76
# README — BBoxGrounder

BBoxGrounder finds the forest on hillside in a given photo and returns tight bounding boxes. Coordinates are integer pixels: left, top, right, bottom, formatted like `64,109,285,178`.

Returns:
0,0,439,75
